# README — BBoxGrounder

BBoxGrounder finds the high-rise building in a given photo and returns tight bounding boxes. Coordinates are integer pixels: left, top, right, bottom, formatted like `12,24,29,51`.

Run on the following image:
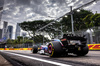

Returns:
0,29,2,39
2,21,8,38
8,26,13,39
15,23,21,39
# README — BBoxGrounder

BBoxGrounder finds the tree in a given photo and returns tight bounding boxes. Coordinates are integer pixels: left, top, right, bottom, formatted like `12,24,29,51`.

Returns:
83,14,94,28
30,35,50,44
20,20,52,37
17,36,23,44
90,14,100,27
60,9,93,31
20,20,61,39
95,15,100,26
83,13,100,29
25,40,33,44
6,39,13,44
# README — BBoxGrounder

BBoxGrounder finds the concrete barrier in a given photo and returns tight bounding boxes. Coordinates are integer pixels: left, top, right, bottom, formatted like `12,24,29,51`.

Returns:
0,44,100,50
0,48,32,50
88,44,100,50
0,48,4,50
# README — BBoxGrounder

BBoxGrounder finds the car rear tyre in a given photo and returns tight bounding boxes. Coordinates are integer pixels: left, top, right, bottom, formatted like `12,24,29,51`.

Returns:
48,41,63,57
76,45,89,56
32,45,38,53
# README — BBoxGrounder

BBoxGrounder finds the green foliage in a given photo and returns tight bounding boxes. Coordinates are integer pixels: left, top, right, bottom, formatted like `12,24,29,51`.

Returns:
60,15,71,32
6,39,13,44
6,36,29,45
33,35,50,43
19,20,59,39
95,15,100,26
83,13,100,28
17,36,23,43
60,9,93,31
83,14,94,28
19,20,54,38
90,14,100,27
20,20,51,32
73,9,93,31
25,40,33,43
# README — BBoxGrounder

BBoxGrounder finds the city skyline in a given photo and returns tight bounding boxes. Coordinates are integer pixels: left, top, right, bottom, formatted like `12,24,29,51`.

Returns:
0,21,24,40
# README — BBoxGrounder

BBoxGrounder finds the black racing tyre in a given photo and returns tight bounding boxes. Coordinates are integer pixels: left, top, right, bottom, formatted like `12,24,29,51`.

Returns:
48,41,63,57
32,45,38,53
76,45,89,56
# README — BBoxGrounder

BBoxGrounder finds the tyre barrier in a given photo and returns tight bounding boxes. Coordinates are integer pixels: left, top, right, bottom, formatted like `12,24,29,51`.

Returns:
0,44,100,50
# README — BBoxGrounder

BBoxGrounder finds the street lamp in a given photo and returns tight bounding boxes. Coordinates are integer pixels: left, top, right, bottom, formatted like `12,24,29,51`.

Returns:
70,6,74,34
65,15,68,18
43,31,45,45
77,9,80,12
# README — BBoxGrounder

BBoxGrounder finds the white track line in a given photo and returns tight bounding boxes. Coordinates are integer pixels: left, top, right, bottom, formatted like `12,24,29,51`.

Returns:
2,51,72,66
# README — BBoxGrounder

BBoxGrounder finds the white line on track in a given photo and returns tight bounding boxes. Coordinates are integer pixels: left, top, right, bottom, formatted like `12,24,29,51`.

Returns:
2,51,72,66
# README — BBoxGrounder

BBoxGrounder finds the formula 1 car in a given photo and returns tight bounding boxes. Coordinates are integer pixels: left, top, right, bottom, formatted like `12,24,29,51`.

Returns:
32,34,89,57
31,44,48,54
38,45,48,54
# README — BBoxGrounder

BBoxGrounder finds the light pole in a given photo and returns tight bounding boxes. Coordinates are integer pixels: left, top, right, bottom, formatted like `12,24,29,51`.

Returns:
43,31,44,45
60,24,63,38
70,6,74,34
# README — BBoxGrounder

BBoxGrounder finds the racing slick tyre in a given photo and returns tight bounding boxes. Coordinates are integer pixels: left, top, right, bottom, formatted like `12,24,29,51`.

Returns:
48,41,63,57
32,45,38,53
76,45,89,56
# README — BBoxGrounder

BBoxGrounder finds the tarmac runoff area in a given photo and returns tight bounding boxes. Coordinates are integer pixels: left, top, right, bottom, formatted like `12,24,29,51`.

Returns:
0,54,13,66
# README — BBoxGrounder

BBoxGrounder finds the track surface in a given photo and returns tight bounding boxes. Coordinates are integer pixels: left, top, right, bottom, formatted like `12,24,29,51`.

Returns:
0,50,100,66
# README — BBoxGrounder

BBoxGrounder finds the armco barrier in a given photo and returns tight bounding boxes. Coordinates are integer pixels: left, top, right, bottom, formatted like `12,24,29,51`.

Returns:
0,44,100,50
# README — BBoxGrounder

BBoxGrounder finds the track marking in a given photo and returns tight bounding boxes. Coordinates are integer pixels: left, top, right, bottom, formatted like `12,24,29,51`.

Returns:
2,51,72,66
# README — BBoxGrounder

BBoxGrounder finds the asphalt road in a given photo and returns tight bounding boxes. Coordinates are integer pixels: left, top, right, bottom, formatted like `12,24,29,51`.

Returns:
0,50,100,66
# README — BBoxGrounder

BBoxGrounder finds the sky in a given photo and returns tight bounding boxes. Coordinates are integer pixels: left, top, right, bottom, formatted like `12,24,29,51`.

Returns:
0,0,100,39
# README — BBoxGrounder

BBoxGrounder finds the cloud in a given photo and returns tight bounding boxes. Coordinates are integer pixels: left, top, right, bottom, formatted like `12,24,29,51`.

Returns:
1,0,100,24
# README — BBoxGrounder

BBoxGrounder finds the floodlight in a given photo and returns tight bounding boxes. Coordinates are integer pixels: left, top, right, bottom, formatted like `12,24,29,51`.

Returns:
77,9,80,12
65,15,68,17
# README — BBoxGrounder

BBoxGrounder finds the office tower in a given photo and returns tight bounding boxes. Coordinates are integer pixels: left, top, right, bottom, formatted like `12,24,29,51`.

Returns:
8,26,13,39
15,23,21,39
0,0,4,28
2,21,8,38
0,29,2,39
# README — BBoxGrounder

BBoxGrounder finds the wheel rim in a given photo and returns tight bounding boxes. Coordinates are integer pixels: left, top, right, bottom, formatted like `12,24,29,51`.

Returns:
48,45,52,54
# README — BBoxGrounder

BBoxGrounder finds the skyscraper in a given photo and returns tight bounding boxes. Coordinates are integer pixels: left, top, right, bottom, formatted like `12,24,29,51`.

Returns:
2,21,8,38
0,29,2,39
15,23,21,39
8,26,13,39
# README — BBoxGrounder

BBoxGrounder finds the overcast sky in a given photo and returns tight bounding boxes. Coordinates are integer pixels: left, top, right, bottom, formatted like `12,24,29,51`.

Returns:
0,0,100,39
